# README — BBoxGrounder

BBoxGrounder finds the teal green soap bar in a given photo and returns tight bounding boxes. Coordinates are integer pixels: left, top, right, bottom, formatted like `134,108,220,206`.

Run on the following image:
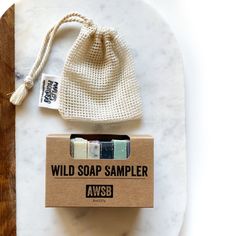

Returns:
112,140,129,160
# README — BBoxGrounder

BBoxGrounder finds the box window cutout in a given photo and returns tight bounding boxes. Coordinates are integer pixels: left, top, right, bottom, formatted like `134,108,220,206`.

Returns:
70,134,130,160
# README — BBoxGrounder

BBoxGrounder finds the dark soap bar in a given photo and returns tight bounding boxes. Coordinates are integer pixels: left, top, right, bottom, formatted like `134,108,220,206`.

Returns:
100,141,114,159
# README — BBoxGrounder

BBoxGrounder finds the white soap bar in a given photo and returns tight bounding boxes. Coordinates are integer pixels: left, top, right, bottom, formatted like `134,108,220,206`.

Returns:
88,141,100,159
72,138,88,159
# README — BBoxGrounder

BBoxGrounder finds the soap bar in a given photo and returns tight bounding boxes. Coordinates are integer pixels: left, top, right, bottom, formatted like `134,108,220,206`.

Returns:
112,140,129,160
70,139,74,157
100,142,114,159
88,141,100,159
72,138,88,159
127,140,130,157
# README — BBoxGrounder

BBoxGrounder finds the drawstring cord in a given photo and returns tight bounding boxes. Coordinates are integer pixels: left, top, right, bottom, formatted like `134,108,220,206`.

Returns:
10,12,93,105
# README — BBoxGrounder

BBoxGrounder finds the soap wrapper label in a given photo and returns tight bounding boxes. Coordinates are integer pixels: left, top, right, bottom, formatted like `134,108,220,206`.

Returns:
39,74,60,109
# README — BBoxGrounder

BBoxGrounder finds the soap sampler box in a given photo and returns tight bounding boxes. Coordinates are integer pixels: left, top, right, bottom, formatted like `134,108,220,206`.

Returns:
45,134,154,208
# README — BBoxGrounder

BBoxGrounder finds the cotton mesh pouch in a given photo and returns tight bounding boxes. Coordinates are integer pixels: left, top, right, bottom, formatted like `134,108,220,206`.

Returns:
10,13,142,123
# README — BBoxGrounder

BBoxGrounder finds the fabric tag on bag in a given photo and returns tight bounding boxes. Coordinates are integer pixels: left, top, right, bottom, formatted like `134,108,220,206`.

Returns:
39,74,61,109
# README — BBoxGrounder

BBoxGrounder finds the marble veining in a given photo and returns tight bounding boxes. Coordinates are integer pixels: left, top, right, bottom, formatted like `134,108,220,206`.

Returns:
15,0,186,235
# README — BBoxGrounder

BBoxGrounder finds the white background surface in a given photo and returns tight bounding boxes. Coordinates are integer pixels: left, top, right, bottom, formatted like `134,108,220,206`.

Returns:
1,0,236,236
15,1,186,235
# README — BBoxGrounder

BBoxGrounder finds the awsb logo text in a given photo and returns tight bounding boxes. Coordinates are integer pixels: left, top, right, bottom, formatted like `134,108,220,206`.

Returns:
86,185,113,198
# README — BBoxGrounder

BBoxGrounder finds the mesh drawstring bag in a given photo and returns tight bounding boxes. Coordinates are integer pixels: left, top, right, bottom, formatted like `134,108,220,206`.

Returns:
10,12,143,123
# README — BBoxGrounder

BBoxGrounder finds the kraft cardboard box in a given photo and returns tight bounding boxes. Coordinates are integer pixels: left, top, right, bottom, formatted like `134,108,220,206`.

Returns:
45,134,154,208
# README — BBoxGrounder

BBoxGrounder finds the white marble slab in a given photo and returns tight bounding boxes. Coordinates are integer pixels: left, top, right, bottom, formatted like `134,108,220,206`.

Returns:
15,0,186,235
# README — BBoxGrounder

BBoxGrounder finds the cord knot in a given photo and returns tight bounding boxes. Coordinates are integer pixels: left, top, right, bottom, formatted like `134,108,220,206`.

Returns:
84,19,94,26
24,76,34,89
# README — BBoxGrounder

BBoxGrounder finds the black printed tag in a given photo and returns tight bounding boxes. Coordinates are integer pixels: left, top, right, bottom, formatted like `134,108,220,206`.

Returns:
39,74,60,109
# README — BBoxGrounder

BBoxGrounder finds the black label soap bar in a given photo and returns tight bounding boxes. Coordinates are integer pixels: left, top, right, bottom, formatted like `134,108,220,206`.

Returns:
100,142,114,159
